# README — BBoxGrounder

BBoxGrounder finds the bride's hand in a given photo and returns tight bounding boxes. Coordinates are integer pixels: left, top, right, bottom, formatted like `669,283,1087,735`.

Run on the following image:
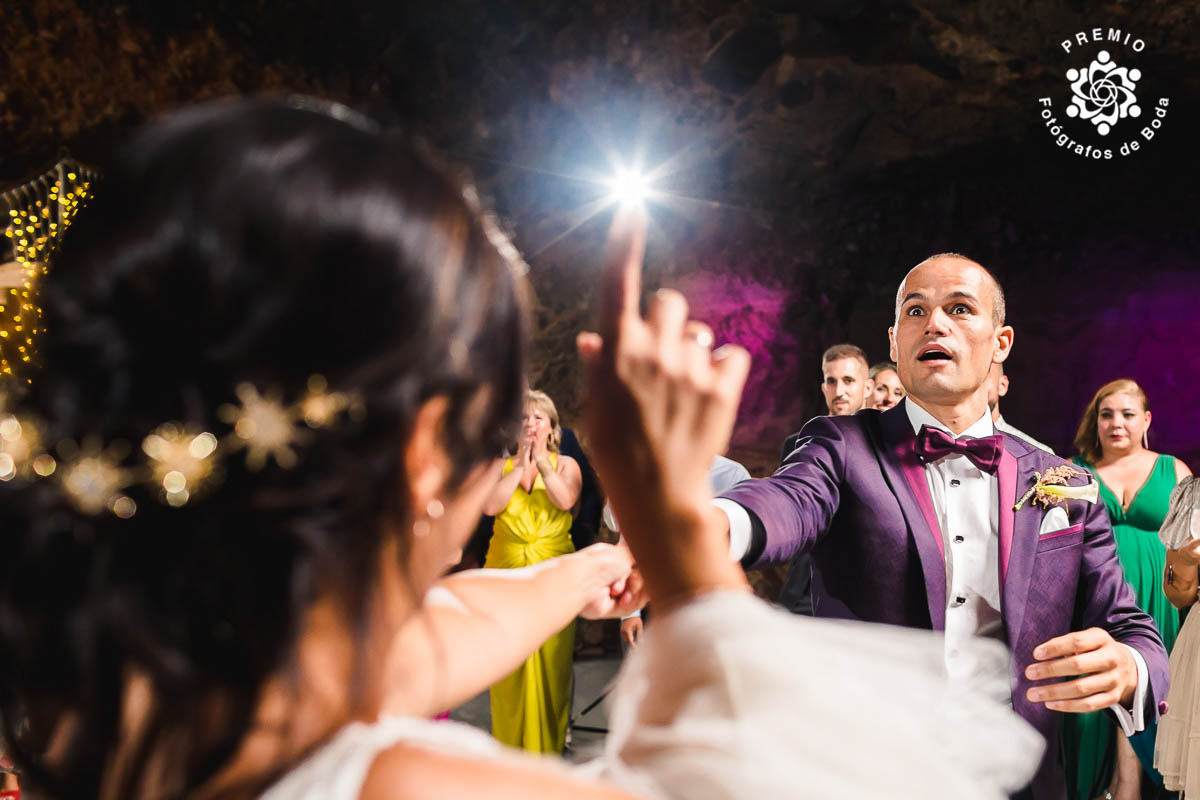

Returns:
577,207,751,607
569,543,645,620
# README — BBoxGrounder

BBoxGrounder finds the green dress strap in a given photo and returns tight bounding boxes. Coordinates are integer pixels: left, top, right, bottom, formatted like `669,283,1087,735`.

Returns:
1071,455,1123,521
1124,454,1177,532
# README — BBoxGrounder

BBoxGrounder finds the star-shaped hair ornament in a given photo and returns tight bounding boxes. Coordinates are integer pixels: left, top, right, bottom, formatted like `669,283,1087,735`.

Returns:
4,375,361,515
0,409,51,481
56,437,136,518
298,374,351,429
219,383,300,471
142,423,221,507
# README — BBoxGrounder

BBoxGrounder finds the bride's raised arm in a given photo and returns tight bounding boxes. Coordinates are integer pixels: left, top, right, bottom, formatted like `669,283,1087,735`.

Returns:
577,206,750,611
381,543,640,719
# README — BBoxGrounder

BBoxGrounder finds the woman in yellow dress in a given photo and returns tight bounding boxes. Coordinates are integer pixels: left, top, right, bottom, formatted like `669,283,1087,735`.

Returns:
482,389,582,753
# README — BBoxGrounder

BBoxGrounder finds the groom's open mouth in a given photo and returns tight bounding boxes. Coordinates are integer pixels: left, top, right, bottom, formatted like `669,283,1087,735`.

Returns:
916,345,952,362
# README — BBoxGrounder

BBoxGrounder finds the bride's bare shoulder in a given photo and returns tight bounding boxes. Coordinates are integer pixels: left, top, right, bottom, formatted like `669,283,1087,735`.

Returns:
360,741,639,800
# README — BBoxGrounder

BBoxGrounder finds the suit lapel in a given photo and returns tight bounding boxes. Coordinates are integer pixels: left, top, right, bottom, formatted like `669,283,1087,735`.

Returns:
876,402,947,630
997,448,1017,582
1002,446,1041,646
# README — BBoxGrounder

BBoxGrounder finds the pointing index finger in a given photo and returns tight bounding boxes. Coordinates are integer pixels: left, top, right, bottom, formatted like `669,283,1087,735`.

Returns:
597,205,648,348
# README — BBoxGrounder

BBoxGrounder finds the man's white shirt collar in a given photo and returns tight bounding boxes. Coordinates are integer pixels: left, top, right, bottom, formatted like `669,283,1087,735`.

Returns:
903,398,993,440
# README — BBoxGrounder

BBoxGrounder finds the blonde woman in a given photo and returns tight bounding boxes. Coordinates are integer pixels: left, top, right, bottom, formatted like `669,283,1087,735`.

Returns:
1065,379,1192,800
482,389,583,753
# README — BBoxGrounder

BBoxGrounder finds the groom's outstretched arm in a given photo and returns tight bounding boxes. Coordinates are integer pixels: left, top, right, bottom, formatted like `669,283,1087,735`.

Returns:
717,414,847,568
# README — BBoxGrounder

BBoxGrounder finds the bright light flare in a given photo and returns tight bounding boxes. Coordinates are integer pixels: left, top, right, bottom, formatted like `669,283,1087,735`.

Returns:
607,169,652,207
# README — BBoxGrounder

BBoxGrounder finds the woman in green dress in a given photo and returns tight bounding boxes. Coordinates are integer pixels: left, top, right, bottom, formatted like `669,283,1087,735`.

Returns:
1065,378,1192,800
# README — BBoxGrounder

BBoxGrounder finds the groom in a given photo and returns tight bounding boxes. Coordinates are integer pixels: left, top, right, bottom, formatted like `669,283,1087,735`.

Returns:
713,254,1167,800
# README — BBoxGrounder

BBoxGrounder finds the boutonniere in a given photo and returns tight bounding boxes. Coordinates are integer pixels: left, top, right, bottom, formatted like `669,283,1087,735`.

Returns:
1013,464,1100,511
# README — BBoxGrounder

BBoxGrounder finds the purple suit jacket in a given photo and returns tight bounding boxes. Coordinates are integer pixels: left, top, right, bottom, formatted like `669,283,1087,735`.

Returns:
722,400,1168,800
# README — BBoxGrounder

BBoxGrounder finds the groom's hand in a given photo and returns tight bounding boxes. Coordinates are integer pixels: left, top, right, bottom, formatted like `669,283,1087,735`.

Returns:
1024,627,1138,712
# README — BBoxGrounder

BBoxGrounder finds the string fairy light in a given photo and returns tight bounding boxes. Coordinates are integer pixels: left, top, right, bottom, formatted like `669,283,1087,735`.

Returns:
0,162,94,385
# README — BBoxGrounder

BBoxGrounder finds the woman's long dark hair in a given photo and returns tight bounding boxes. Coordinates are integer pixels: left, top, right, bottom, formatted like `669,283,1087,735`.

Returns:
0,97,528,797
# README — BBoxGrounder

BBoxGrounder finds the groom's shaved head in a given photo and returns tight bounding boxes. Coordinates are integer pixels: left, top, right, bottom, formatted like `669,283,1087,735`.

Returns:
894,254,1006,327
888,253,1014,409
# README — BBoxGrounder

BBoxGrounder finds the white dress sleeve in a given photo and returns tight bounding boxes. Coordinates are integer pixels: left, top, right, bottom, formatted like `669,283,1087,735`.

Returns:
259,716,516,800
263,592,1042,799
584,590,1044,800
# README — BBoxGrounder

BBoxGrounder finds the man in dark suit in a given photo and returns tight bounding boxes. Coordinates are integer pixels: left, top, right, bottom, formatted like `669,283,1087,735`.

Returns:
779,344,875,615
712,253,1168,800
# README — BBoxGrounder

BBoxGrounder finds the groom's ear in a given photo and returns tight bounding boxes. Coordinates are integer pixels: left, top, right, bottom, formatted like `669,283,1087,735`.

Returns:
887,327,898,362
992,324,1014,363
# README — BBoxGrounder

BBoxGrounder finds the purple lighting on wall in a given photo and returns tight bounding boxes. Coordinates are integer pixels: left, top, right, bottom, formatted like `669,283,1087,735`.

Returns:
673,270,803,451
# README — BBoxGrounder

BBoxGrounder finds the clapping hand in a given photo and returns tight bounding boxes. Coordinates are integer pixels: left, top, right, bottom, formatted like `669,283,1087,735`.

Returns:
530,435,554,475
516,435,534,471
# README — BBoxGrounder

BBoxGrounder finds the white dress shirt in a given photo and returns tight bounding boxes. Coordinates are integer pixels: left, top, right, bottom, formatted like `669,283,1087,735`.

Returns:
994,413,1055,454
906,402,1008,698
718,403,1147,732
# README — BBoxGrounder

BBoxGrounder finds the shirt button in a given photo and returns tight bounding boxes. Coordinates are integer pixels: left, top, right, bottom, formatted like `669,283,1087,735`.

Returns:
950,479,961,487
954,535,964,543
954,596,966,606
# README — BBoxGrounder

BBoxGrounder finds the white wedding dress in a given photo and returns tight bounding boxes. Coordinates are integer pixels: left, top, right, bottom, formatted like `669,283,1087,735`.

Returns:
262,591,1043,799
1153,493,1200,796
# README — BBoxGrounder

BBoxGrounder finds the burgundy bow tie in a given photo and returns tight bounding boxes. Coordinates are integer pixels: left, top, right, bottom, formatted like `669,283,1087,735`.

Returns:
913,425,1005,474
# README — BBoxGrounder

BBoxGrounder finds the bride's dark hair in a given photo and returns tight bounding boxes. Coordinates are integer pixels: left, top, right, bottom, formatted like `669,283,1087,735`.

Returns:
0,97,528,797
